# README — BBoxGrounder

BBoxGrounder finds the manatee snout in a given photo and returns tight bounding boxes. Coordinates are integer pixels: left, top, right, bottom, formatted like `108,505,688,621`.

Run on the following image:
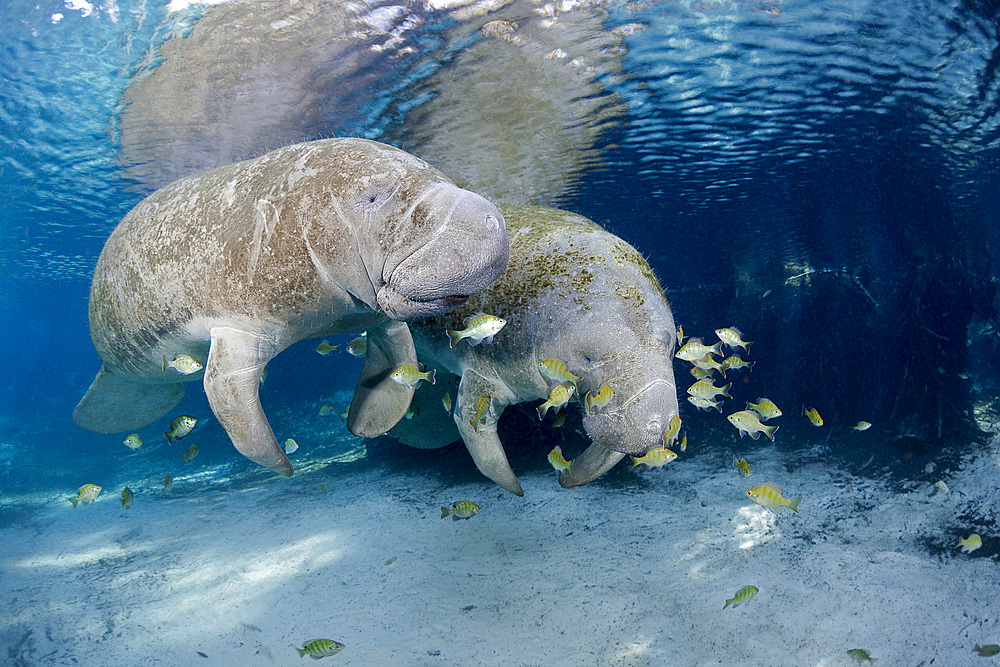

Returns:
380,185,509,320
582,379,679,454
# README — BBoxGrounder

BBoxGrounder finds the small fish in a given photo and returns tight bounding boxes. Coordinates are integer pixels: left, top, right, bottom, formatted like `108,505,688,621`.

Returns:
727,410,779,441
538,358,582,386
689,366,714,380
852,421,872,431
675,337,723,362
442,393,453,414
721,355,754,373
956,534,982,553
537,383,575,420
801,405,823,426
746,482,801,514
384,557,397,567
318,405,335,416
316,482,327,493
182,443,199,464
259,363,268,384
547,445,573,474
296,638,345,659
164,415,197,444
315,342,340,355
162,354,203,375
404,409,416,420
630,447,677,470
346,335,367,356
284,438,299,454
123,433,143,450
733,455,752,477
715,327,752,352
551,411,567,428
447,313,506,348
337,410,349,422
974,644,1000,657
746,398,782,420
470,395,492,433
584,385,614,413
690,353,728,376
679,432,687,453
121,486,134,510
441,500,481,520
663,414,682,446
163,474,172,494
846,648,877,664
68,483,101,508
687,379,732,401
934,480,950,494
723,585,758,609
676,325,685,346
197,651,208,658
687,396,723,413
390,363,436,387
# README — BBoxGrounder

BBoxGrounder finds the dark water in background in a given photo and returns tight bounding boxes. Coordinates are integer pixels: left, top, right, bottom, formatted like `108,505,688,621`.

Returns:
2,0,1000,501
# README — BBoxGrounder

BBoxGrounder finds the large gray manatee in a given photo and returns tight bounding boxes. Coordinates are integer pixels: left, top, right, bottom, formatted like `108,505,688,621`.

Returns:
74,138,509,476
390,205,679,495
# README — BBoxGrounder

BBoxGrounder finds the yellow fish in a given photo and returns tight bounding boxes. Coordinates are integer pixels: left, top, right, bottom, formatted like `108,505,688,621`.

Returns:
164,415,197,444
687,396,723,413
447,313,506,348
584,385,614,413
679,432,687,453
390,364,436,387
733,455,751,477
675,337,723,362
442,393,453,414
337,409,349,422
630,447,677,470
676,325,685,346
689,366,714,381
723,585,758,609
284,438,299,454
470,395,492,432
727,410,779,441
346,335,367,356
974,644,1000,657
122,433,143,450
121,487,134,510
715,327,752,352
956,534,982,553
687,379,732,401
163,474,172,495
441,500,481,520
547,446,573,474
259,363,268,384
537,383,575,420
315,342,340,355
746,398,782,420
846,649,877,664
663,414,682,446
182,443,199,463
721,355,754,372
853,421,872,431
68,483,101,508
690,353,728,376
319,405,335,416
746,482,801,514
297,639,345,659
801,405,823,426
538,358,582,386
161,354,203,375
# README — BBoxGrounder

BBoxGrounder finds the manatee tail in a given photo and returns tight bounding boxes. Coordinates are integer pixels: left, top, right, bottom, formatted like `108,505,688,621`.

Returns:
74,364,184,433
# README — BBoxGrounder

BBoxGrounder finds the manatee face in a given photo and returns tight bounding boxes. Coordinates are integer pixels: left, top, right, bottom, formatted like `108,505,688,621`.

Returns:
372,182,509,321
582,375,680,455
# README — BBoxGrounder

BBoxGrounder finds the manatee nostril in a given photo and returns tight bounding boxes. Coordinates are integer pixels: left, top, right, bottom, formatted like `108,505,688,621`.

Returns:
647,419,662,434
485,214,499,232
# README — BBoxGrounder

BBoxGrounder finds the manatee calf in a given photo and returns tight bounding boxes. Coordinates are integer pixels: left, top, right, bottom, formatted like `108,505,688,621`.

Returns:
74,138,509,475
390,205,679,495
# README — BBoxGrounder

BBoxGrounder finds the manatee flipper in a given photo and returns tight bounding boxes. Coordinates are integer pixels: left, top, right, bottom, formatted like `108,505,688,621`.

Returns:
73,364,185,433
204,326,291,476
559,441,626,488
348,320,418,438
455,370,523,496
387,370,461,449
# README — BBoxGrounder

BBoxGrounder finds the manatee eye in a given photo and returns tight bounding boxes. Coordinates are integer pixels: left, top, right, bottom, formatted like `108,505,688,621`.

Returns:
485,214,499,232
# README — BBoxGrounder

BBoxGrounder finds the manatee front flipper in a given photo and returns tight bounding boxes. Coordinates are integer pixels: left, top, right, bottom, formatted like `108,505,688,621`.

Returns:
204,326,291,476
559,442,626,488
73,364,185,433
348,320,418,438
455,370,523,497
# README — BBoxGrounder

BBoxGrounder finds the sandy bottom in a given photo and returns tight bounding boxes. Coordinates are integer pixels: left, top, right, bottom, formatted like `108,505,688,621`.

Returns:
2,424,998,666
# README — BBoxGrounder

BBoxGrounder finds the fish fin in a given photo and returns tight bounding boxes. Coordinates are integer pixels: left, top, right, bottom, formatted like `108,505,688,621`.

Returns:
74,364,185,434
440,507,450,519
712,403,723,413
484,334,495,344
721,383,732,399
161,354,168,372
749,430,760,440
769,504,785,514
68,497,78,508
455,371,522,496
711,341,723,356
348,320,417,439
427,368,437,385
761,482,785,493
164,431,173,444
765,424,778,441
204,326,291,476
452,514,461,521
468,336,484,346
446,330,462,348
787,496,801,512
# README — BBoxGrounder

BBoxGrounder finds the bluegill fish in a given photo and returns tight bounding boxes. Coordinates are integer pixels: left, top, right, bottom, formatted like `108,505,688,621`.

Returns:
547,446,573,474
182,443,199,464
746,482,800,514
723,585,758,609
165,415,197,444
122,433,143,450
676,337,723,362
390,364,436,388
852,421,872,431
690,354,728,376
470,396,492,433
676,325,685,346
689,366,714,381
538,358,582,386
163,474,172,495
284,438,299,454
733,455,751,477
956,534,982,553
584,385,614,413
315,342,340,355
715,327,752,352
442,393,453,414
727,410,778,441
801,405,823,426
664,414,682,446
537,384,575,420
688,396,723,413
687,380,732,401
162,354,203,375
746,398,781,420
318,405,335,416
846,648,877,664
121,486,134,510
721,355,754,373
68,483,101,508
297,638,345,659
679,432,687,452
630,447,677,470
441,500,481,520
447,313,506,348
346,334,367,356
974,644,1000,657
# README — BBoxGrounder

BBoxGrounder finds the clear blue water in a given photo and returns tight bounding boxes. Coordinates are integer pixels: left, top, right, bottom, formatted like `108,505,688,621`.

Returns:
2,0,1000,663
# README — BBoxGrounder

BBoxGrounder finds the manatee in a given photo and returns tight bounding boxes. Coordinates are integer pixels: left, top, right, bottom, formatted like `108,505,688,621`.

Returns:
73,138,509,476
389,205,679,495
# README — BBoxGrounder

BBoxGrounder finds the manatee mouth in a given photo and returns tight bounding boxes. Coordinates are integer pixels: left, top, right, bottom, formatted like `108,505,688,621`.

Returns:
376,283,471,320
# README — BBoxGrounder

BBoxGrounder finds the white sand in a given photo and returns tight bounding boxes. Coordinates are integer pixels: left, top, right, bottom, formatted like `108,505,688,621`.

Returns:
1,426,998,666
